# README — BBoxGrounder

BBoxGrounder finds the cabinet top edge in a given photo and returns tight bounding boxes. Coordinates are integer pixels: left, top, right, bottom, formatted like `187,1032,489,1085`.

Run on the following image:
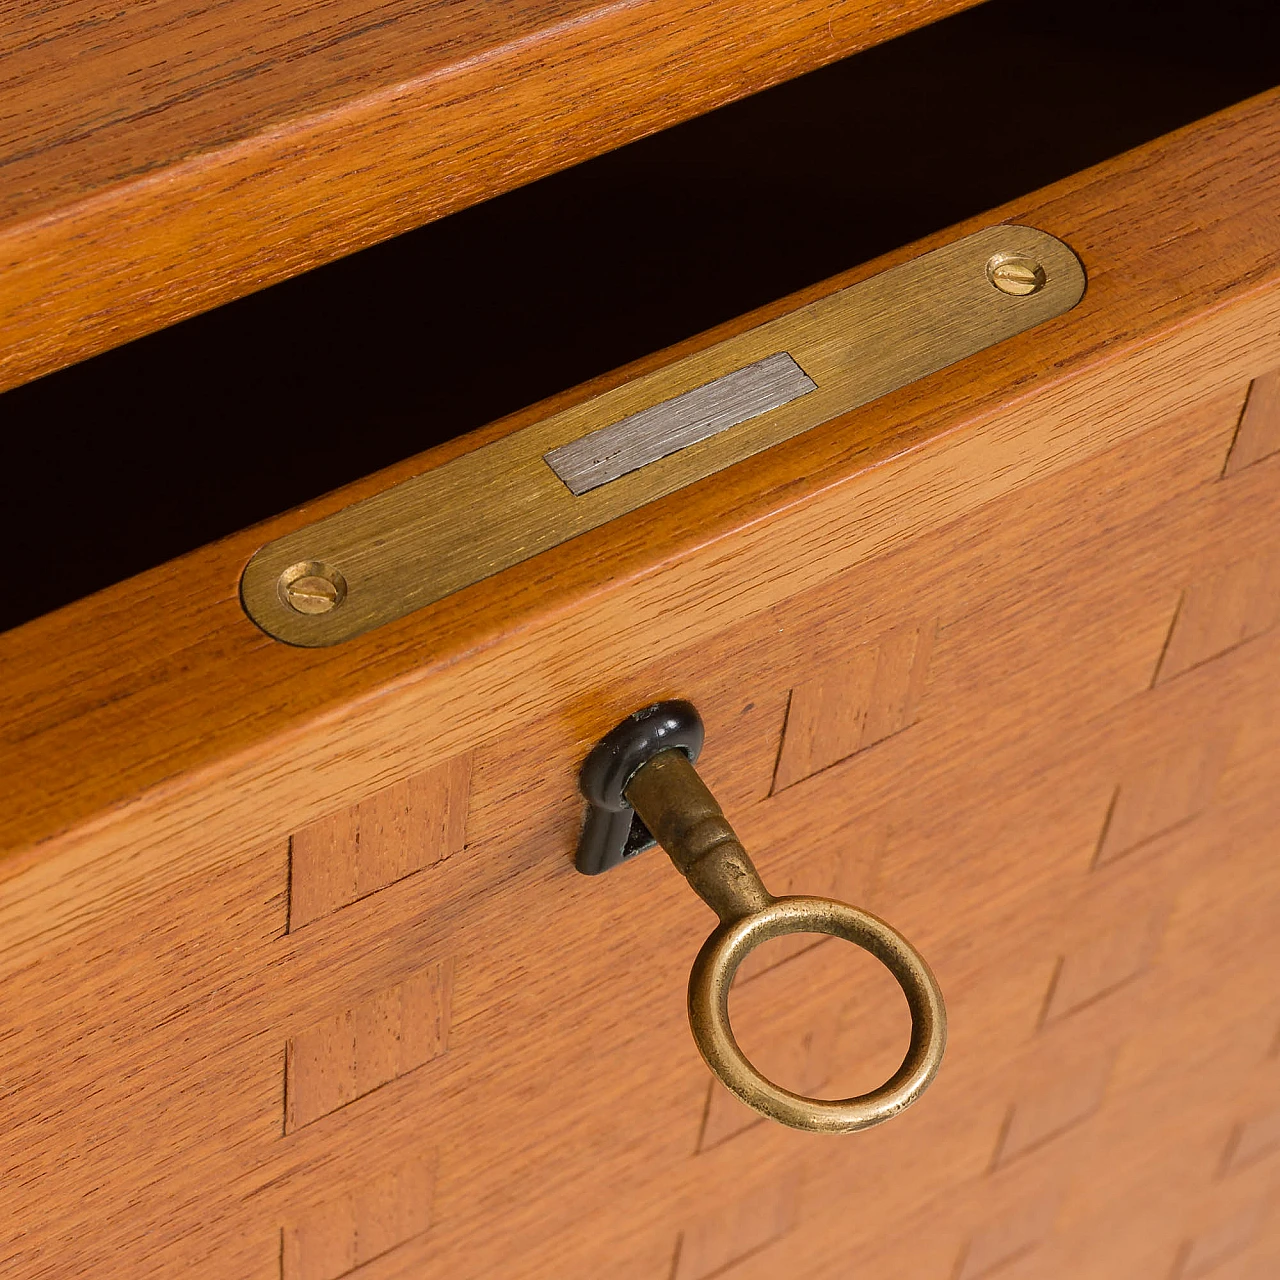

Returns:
0,0,985,396
2,87,1280,870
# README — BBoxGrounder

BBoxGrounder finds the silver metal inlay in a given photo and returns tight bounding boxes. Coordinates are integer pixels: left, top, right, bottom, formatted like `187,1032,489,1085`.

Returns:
544,352,817,495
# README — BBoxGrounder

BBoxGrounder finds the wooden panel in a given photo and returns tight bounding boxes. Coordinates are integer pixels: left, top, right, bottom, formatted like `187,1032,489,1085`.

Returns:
991,1044,1117,1169
4,91,1280,872
4,83,1280,1280
0,0,984,395
281,1156,435,1280
1223,368,1280,476
773,619,934,791
673,1173,801,1280
1155,548,1280,685
954,1181,1064,1280
1094,736,1232,867
285,961,453,1132
2,371,1279,1275
289,754,470,931
1174,1203,1267,1279
1039,907,1167,1027
1221,1107,1280,1176
0,838,293,1278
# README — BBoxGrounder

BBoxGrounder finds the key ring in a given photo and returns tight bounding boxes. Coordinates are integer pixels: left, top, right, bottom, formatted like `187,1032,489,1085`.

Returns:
577,700,946,1135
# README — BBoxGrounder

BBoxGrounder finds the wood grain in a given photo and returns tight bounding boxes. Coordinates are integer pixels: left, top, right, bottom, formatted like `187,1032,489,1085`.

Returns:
1224,368,1280,475
1039,904,1168,1027
4,89,1280,882
673,1174,801,1280
284,959,453,1132
0,0,983,395
1154,545,1280,685
4,371,1279,1276
289,752,470,931
1174,1203,1267,1280
281,1155,435,1280
954,1177,1065,1280
1093,735,1233,867
1223,1107,1280,1176
772,618,934,791
3,77,1280,1280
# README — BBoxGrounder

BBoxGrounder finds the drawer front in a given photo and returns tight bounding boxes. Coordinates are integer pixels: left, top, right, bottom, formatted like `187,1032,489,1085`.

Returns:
4,95,1280,1280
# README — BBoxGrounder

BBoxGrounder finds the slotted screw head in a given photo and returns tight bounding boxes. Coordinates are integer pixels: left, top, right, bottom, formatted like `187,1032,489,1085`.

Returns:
986,253,1047,297
278,561,348,615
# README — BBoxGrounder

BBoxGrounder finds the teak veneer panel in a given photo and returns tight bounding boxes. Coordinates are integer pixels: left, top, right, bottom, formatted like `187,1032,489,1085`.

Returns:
4,386,1279,1274
4,89,1280,884
288,753,471,931
284,959,453,1133
772,617,935,791
1153,547,1280,686
0,0,984,395
4,78,1280,1280
1224,369,1280,475
281,1156,435,1280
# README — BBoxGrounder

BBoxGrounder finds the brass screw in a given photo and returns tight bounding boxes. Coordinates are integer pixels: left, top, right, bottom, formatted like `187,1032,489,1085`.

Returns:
278,561,348,615
986,253,1047,297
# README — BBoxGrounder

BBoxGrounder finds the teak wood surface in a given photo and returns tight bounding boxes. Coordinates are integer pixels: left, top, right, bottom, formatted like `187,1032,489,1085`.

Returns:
3,88,1280,869
3,87,1280,1279
0,0,982,397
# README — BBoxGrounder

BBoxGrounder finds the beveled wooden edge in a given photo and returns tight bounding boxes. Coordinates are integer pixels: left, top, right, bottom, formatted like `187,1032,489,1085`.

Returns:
0,0,983,398
2,88,1280,875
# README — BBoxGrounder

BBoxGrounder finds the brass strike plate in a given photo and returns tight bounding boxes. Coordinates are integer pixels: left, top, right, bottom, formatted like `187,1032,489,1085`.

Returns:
241,226,1085,646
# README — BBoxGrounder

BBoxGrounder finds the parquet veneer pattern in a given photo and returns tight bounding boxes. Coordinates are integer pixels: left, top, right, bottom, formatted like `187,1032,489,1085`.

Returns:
2,376,1280,1278
954,1178,1066,1280
281,1155,435,1280
1154,548,1280,687
1223,369,1280,478
288,753,470,932
1173,1201,1268,1280
371,376,1271,1275
772,619,935,792
316,375,1260,1277
1038,901,1169,1028
284,960,453,1133
1222,1108,1280,1177
671,1172,802,1280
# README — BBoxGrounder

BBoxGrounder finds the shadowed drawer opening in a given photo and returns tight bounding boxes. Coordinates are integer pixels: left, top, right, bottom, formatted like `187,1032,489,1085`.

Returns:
2,0,1277,634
